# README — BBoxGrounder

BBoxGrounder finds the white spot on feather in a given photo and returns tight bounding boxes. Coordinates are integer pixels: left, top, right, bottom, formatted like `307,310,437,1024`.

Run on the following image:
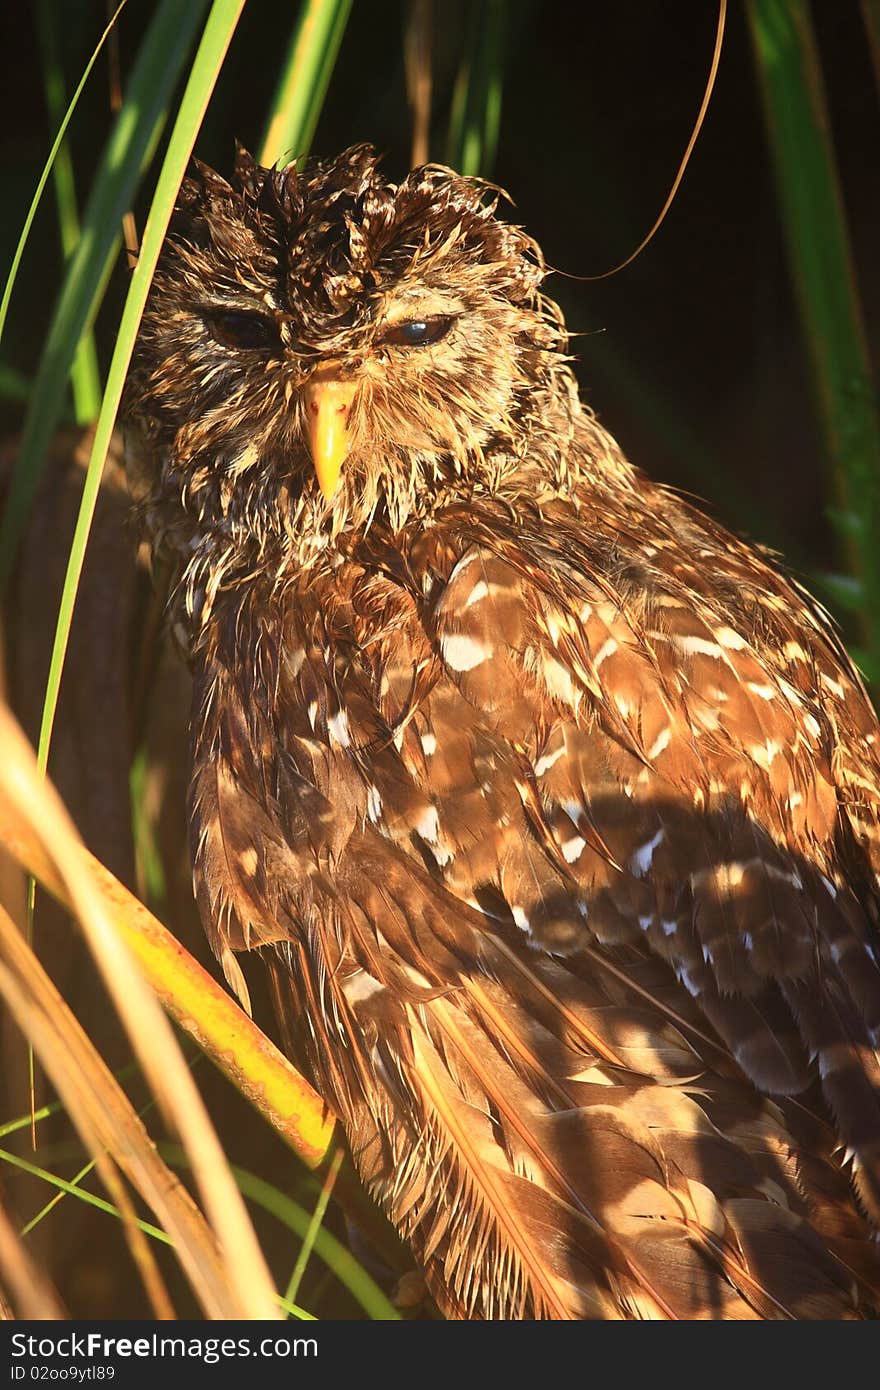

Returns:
675,964,701,998
420,730,437,756
342,971,386,1006
534,744,565,776
673,634,723,659
466,897,490,916
747,681,776,701
629,828,665,876
327,709,351,748
751,739,781,769
593,637,618,668
512,905,531,934
415,805,453,866
561,835,586,864
286,648,306,677
820,672,845,699
238,847,258,875
450,549,480,576
464,579,489,608
546,611,564,645
441,632,492,671
803,712,821,740
416,806,441,842
647,727,671,760
543,657,578,706
366,786,383,822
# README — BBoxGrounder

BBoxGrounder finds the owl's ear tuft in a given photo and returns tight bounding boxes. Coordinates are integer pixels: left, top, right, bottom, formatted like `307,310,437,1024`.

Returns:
173,160,235,236
268,162,305,223
189,157,236,201
169,160,268,266
234,142,270,203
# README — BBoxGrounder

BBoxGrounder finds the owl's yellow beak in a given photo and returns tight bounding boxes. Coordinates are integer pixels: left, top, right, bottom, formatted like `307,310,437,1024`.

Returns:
303,366,357,501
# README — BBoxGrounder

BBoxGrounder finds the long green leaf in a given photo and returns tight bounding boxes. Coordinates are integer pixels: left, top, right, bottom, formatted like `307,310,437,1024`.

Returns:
445,0,506,177
747,0,880,669
35,0,245,786
0,0,127,349
36,0,103,424
259,0,353,167
0,0,209,588
285,1145,345,1306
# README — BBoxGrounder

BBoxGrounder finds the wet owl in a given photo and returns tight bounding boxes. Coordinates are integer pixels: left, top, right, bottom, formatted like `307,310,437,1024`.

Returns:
124,144,880,1319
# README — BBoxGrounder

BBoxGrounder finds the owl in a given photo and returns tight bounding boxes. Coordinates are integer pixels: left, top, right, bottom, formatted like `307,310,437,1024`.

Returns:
124,144,880,1319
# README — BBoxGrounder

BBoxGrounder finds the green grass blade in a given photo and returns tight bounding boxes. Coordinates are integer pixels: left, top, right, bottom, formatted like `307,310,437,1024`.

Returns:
284,1145,345,1307
0,0,209,589
130,745,168,910
0,1145,169,1245
36,0,102,425
0,1096,66,1140
161,1145,400,1320
20,1152,106,1238
259,0,353,167
16,1056,187,1236
1,1144,313,1319
34,0,245,781
445,0,506,177
747,0,880,667
0,0,127,349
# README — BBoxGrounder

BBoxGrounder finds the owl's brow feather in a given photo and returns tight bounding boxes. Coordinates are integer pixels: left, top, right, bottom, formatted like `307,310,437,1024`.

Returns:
172,145,547,341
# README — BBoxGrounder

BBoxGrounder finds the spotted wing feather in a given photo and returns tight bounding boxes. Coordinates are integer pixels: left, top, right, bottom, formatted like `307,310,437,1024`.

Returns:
190,488,880,1318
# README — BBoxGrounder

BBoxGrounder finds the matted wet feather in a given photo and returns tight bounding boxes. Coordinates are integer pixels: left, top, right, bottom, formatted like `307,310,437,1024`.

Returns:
124,144,880,1319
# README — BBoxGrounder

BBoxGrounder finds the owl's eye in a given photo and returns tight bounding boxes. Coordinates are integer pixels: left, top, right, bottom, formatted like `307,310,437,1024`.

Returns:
206,308,281,352
381,316,454,348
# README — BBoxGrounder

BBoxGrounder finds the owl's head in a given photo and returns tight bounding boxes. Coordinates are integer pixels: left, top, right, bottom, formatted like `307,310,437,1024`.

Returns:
126,144,575,569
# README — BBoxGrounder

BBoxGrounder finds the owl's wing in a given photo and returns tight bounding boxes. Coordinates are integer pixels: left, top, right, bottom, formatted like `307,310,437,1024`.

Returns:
190,509,880,1319
416,527,880,1190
